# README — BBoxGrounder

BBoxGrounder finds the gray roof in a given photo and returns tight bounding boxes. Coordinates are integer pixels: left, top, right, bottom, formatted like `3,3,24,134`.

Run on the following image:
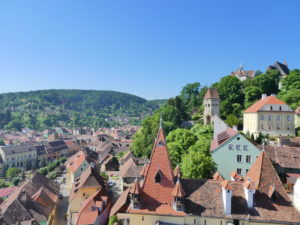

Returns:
0,143,36,155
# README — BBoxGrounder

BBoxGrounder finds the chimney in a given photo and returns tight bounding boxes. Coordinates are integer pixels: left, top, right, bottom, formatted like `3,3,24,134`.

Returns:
244,180,256,208
221,180,232,215
261,94,267,99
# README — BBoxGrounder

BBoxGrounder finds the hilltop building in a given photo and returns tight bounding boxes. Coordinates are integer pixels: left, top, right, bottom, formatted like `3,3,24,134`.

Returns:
203,88,220,125
231,64,256,81
243,94,295,137
267,61,290,78
110,121,300,225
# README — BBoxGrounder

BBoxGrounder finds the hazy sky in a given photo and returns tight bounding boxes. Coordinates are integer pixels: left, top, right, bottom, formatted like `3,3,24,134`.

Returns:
0,0,299,99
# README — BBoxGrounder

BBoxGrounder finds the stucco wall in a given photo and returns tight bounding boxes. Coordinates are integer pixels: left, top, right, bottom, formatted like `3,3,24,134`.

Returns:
212,133,261,179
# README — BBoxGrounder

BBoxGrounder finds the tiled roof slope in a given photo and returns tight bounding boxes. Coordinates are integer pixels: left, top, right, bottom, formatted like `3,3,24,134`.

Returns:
203,88,220,99
244,96,287,113
210,128,238,151
0,172,59,224
141,127,175,205
76,188,109,225
264,145,300,170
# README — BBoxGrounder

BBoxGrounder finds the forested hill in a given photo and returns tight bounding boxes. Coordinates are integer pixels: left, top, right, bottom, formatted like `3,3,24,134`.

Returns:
0,89,162,130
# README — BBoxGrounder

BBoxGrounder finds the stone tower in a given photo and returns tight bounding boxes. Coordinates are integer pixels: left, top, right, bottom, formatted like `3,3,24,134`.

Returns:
203,87,220,125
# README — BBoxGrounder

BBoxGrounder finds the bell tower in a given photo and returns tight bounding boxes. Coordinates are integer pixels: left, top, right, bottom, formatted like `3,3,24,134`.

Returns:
203,88,220,125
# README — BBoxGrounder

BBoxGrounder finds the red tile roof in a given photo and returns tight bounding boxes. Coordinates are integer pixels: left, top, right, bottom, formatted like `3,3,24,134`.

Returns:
129,179,141,195
210,128,238,151
204,88,220,99
141,127,175,205
221,180,233,190
0,187,17,198
172,179,185,197
244,96,288,113
213,172,224,181
66,151,87,173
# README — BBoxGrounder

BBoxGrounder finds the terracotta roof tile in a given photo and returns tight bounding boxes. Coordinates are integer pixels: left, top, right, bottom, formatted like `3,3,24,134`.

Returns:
210,128,238,151
129,179,141,195
244,96,288,113
204,88,220,99
213,172,224,181
172,179,185,197
221,180,233,190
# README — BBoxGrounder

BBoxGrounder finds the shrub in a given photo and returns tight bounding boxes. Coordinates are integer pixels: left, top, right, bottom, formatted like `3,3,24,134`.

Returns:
6,167,21,178
12,177,21,186
108,215,117,225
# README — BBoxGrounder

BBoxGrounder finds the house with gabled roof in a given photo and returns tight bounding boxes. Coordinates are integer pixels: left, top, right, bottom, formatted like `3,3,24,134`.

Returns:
243,94,295,137
68,165,106,225
231,64,256,81
75,188,110,225
0,172,59,225
65,150,94,191
210,127,261,179
111,120,300,225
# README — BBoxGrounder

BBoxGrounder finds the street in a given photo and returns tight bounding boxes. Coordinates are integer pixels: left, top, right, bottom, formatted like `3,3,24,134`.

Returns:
53,173,69,225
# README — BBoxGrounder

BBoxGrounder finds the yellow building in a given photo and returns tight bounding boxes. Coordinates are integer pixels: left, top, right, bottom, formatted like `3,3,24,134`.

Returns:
243,94,295,137
295,106,300,130
67,166,105,224
111,121,300,225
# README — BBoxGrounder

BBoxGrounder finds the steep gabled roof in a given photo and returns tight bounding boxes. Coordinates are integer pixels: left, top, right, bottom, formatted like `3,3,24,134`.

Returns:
141,126,175,205
203,88,220,99
76,188,109,225
245,151,290,203
213,172,224,181
172,179,185,197
244,96,288,113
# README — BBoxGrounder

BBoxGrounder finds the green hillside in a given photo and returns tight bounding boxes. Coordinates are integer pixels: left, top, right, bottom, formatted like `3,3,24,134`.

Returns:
0,89,160,130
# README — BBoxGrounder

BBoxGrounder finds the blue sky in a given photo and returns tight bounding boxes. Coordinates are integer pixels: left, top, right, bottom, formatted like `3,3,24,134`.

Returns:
0,1,299,100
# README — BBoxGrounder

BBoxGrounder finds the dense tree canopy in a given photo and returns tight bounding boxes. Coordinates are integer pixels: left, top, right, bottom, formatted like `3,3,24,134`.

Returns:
0,90,162,131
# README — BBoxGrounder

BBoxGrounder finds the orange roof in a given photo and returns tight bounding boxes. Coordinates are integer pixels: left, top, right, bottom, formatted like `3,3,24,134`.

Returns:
244,96,287,113
76,188,109,225
141,127,175,205
213,172,224,181
129,179,141,195
66,151,87,173
172,179,185,197
221,180,233,190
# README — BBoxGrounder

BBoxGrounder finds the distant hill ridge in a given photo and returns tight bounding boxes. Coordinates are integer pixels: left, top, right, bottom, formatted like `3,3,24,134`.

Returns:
0,89,166,130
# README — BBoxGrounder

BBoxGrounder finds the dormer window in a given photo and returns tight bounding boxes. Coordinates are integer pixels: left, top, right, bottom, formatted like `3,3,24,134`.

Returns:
157,140,164,146
155,170,162,183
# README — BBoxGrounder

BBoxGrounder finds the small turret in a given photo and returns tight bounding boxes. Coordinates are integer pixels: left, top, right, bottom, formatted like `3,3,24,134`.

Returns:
221,180,233,215
172,178,185,212
129,178,142,209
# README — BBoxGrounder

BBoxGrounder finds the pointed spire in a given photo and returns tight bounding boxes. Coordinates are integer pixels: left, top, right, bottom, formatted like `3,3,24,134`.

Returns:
129,178,141,195
159,115,163,129
172,178,185,197
174,165,182,178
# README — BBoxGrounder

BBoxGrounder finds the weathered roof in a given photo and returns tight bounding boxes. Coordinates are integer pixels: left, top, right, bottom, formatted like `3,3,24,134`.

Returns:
244,96,288,113
69,166,105,201
203,88,220,99
129,179,141,195
66,151,88,173
172,179,185,197
267,61,290,76
76,188,109,225
213,172,224,181
210,128,238,151
0,143,36,155
264,145,300,170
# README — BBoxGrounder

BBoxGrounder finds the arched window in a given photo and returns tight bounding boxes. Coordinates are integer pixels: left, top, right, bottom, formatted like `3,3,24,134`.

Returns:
155,171,162,183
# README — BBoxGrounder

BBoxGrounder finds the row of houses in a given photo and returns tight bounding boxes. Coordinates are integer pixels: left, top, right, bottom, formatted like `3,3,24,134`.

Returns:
110,123,300,225
0,139,80,172
65,150,111,225
0,172,60,225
